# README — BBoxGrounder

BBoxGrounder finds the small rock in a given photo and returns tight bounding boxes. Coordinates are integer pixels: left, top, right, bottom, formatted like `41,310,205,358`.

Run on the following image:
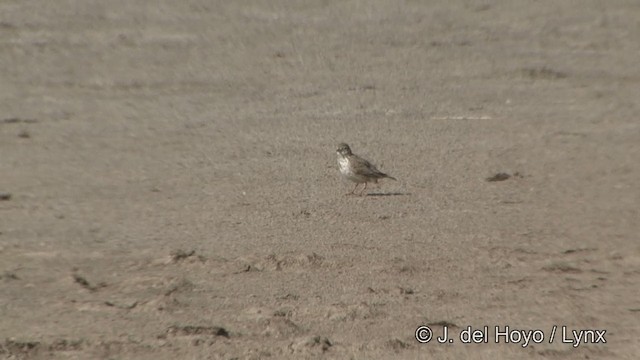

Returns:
166,325,230,338
486,173,511,182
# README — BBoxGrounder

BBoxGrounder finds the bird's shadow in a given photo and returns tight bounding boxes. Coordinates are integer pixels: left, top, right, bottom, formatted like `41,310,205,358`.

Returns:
366,192,411,197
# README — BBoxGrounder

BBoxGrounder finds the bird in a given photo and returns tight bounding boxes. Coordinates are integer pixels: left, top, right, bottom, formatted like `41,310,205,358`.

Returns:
336,143,397,196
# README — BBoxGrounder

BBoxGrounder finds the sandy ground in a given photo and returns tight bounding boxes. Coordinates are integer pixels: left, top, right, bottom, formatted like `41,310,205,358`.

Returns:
1,0,639,359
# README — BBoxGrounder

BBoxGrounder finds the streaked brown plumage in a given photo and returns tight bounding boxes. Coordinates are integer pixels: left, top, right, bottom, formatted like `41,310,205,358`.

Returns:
336,143,396,195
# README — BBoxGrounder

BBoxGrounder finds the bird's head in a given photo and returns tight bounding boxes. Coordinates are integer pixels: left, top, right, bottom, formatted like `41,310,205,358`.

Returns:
336,143,352,156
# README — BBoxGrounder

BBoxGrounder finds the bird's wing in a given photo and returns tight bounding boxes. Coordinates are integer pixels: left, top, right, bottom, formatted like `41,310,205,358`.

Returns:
351,156,387,178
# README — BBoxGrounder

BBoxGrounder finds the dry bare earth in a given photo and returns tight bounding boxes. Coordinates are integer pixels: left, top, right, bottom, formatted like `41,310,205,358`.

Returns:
1,0,639,359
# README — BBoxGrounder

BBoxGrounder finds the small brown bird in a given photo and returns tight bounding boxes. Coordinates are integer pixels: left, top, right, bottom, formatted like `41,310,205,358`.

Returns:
336,143,397,195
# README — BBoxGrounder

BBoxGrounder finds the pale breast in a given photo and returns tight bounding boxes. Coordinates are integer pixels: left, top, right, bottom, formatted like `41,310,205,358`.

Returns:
338,157,350,175
338,157,366,183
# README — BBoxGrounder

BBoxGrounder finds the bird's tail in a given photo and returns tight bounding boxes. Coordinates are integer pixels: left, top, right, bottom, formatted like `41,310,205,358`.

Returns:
384,174,397,181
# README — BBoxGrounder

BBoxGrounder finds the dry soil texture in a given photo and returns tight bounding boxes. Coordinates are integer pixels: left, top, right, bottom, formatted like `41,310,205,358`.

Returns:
1,1,639,359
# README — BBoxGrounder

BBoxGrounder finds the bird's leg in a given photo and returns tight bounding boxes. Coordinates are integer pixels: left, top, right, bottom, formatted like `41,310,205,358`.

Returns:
346,183,359,196
359,182,368,196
